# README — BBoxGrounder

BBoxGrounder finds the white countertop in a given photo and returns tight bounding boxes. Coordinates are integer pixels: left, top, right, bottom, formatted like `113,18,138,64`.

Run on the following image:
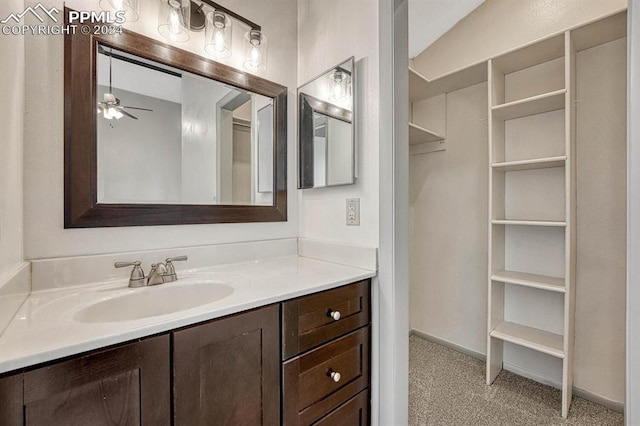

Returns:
0,255,375,374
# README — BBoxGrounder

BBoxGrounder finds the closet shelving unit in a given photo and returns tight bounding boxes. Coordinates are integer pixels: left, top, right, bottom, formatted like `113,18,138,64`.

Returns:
408,64,487,155
487,30,576,418
408,9,626,418
409,67,445,154
486,12,627,418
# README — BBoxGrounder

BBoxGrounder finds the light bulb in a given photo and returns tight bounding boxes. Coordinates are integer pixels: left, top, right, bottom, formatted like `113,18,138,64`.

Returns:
158,0,189,42
330,70,348,103
243,30,267,73
214,29,225,52
333,82,343,101
111,0,124,10
250,45,261,67
169,9,181,39
104,108,114,120
204,11,231,58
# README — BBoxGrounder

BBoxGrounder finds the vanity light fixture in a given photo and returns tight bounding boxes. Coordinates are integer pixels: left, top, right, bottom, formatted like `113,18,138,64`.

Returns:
158,0,268,73
243,29,267,73
204,10,232,58
99,0,139,22
158,0,191,43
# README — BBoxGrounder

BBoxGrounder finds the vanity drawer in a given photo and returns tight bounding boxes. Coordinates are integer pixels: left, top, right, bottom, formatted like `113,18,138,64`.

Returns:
282,280,370,360
313,390,369,426
283,326,370,426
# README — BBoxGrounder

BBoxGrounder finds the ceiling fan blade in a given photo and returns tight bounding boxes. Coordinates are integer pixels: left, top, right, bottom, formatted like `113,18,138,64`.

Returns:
121,106,154,111
119,109,139,120
104,93,116,103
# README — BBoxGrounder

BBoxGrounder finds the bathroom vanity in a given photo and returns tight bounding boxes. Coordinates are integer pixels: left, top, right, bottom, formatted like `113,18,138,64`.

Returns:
0,250,373,426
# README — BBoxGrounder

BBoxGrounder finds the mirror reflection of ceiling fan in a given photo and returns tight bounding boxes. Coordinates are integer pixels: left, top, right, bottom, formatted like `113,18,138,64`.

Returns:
98,47,153,120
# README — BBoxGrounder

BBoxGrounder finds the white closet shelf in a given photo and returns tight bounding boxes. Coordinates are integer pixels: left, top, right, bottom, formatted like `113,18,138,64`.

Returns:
492,33,565,75
492,89,566,121
409,122,445,145
409,63,487,102
492,270,566,293
491,156,566,172
491,219,567,227
490,321,565,358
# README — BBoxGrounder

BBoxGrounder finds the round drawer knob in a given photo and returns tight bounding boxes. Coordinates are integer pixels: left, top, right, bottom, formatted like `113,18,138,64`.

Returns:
328,310,341,321
329,370,341,383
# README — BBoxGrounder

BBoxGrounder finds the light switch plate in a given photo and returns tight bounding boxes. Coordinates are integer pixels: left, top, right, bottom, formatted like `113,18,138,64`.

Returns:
346,198,360,226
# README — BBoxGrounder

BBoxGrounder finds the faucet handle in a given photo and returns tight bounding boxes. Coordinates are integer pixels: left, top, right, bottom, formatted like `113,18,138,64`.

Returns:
165,255,188,282
166,255,188,263
114,261,146,288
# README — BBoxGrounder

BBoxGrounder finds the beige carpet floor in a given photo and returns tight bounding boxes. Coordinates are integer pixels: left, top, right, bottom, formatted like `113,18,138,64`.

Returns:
409,335,624,426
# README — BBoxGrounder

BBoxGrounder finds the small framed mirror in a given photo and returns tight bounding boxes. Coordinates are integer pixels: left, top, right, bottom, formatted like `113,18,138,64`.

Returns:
298,57,355,189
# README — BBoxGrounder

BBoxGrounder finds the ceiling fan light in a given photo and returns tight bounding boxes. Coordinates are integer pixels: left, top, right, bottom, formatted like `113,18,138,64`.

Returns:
112,109,124,120
103,108,114,120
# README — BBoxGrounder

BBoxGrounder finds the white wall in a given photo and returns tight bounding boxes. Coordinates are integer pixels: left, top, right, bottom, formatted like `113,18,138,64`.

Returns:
573,38,627,405
0,0,25,275
23,0,298,259
412,0,627,79
297,0,379,247
410,81,489,355
181,77,231,204
97,87,183,203
0,0,27,334
627,0,640,422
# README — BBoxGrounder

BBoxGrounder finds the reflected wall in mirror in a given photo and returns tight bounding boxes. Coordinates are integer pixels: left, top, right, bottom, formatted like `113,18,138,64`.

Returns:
298,57,355,189
96,45,273,206
64,9,287,228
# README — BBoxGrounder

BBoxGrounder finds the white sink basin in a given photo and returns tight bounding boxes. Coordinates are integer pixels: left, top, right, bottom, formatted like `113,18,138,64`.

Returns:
73,282,234,323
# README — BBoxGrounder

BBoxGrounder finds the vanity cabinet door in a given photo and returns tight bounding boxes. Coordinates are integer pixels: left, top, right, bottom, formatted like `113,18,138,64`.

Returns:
22,335,170,426
313,390,369,426
0,372,23,426
173,304,280,426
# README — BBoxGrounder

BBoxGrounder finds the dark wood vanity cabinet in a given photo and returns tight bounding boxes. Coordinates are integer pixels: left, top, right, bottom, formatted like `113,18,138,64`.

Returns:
172,304,281,425
0,335,171,426
0,372,23,426
0,280,371,426
282,280,371,425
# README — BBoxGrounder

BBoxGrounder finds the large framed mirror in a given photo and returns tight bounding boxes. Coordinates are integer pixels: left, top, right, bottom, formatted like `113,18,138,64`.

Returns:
298,57,355,189
64,9,287,228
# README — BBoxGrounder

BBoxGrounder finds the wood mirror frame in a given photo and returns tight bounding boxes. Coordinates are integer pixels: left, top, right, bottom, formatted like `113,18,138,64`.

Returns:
64,9,287,228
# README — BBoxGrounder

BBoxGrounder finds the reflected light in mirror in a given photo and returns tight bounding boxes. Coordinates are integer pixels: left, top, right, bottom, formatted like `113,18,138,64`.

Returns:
329,68,351,107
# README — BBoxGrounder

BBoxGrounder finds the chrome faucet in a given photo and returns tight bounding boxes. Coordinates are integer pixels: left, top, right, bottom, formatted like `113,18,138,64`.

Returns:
146,262,168,286
115,256,188,288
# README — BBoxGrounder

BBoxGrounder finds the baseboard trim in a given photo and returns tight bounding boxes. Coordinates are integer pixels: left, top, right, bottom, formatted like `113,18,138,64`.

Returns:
410,329,486,362
409,328,624,413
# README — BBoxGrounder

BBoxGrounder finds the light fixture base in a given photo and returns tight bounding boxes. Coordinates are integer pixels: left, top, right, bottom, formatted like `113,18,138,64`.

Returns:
190,1,206,31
